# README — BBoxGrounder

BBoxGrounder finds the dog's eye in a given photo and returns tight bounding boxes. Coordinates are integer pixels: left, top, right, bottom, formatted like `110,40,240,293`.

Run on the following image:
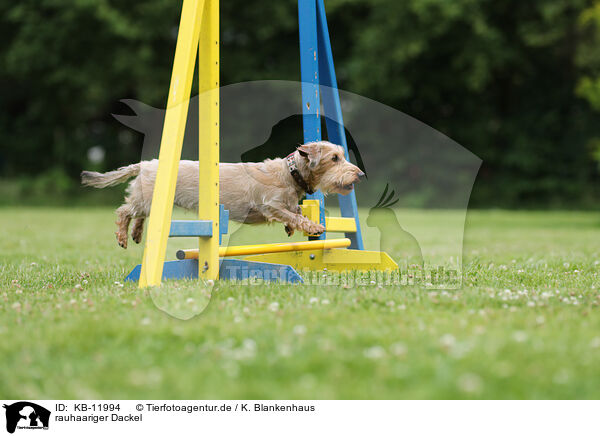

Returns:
332,155,339,162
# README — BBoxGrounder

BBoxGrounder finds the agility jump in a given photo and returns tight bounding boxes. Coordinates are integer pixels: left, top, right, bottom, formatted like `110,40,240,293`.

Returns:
120,0,397,286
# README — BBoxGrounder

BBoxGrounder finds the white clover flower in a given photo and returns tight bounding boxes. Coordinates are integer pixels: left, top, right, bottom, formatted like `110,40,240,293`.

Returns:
390,342,407,357
457,373,483,394
440,334,456,348
278,344,292,357
242,338,256,351
364,346,386,359
268,302,279,312
293,325,307,335
513,331,527,343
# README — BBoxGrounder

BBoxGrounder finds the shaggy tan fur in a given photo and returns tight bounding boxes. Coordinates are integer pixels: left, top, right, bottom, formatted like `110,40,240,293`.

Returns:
81,141,363,248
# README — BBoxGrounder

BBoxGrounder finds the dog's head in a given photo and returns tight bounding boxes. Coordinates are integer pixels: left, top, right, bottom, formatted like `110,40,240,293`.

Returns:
296,141,364,195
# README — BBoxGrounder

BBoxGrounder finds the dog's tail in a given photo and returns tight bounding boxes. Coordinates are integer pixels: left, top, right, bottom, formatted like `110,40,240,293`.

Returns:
81,163,141,188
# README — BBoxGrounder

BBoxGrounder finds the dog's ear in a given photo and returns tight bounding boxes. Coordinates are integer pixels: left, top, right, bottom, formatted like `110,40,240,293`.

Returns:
297,143,322,169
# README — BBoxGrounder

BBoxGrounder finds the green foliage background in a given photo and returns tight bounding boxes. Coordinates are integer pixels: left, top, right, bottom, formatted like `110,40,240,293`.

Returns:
1,0,600,207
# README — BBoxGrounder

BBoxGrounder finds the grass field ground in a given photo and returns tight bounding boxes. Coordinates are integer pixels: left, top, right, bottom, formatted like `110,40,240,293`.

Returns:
1,207,599,399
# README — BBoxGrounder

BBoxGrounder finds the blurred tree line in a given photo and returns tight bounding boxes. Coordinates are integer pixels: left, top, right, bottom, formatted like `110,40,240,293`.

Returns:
1,0,599,207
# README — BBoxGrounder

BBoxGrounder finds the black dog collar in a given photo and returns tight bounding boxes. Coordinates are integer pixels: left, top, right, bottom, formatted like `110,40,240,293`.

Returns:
286,153,314,194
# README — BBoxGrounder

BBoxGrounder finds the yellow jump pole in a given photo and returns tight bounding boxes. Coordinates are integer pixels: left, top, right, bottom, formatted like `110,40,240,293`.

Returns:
197,0,220,280
177,238,351,259
139,0,205,288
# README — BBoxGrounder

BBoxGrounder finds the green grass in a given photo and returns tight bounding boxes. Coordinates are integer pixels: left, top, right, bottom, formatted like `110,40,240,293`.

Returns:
1,207,599,399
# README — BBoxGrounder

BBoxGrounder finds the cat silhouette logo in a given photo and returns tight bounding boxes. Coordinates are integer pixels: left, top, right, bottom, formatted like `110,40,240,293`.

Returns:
3,402,50,433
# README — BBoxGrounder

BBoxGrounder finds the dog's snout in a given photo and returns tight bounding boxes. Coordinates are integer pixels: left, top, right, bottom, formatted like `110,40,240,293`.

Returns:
352,170,365,183
353,170,365,183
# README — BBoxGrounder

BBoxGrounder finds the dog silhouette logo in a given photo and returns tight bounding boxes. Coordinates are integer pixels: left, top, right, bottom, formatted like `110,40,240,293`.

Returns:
3,402,50,433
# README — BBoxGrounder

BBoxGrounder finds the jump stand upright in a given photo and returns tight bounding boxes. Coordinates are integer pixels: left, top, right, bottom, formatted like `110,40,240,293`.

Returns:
126,0,397,287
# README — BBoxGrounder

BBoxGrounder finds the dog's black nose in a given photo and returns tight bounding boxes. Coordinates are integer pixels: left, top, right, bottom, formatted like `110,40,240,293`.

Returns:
357,171,365,179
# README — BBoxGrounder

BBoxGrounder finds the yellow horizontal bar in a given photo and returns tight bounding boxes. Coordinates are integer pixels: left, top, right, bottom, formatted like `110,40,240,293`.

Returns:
325,217,357,232
178,238,351,259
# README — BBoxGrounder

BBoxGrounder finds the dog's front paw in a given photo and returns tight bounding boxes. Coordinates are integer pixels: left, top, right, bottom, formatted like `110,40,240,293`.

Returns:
305,222,325,235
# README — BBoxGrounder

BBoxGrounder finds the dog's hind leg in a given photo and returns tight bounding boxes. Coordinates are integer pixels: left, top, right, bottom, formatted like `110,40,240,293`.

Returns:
115,203,134,249
131,218,145,244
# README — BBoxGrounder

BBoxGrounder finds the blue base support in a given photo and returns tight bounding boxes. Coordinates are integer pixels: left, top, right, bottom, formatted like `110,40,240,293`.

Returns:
169,205,229,244
125,259,303,284
169,220,212,237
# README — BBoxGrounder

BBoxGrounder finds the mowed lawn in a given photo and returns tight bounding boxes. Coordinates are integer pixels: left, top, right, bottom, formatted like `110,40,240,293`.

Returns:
1,207,599,399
